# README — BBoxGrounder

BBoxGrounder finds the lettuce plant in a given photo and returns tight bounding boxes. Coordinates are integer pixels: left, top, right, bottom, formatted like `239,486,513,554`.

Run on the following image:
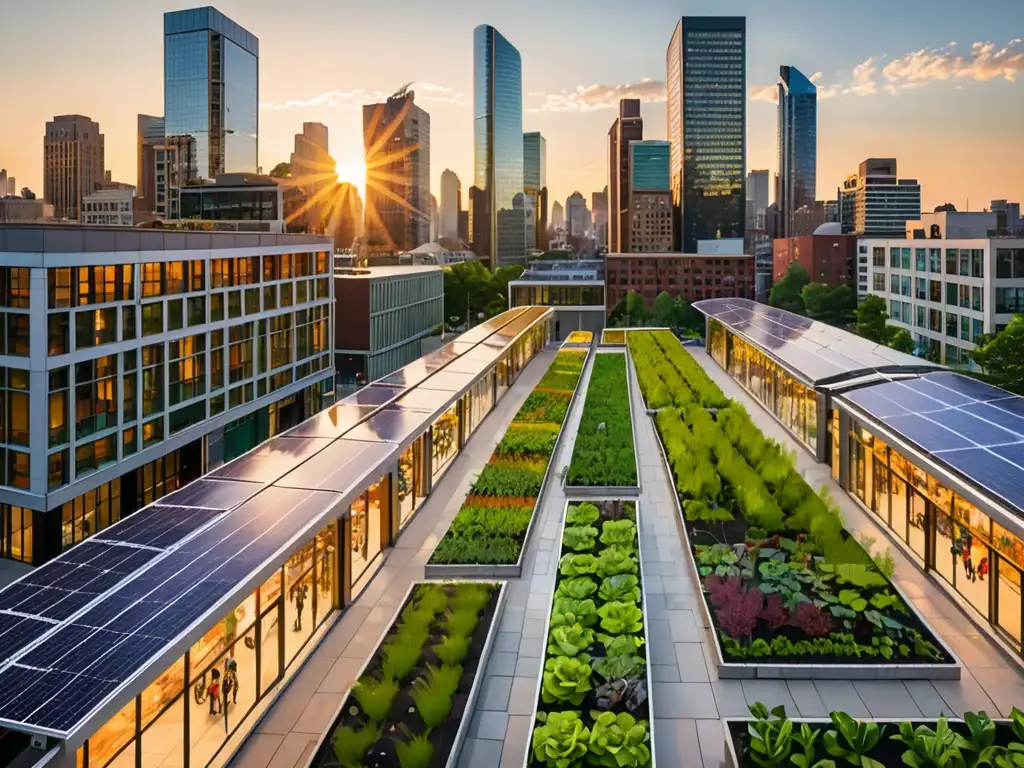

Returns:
559,552,599,577
596,546,637,578
551,597,598,628
541,656,593,705
598,519,637,550
592,653,645,681
597,601,644,634
567,502,600,525
587,711,651,767
548,623,595,657
598,574,641,604
562,524,598,552
600,633,644,656
531,711,590,768
555,576,598,600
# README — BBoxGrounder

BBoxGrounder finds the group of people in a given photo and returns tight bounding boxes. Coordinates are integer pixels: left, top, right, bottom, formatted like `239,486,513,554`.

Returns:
206,657,239,716
952,531,989,583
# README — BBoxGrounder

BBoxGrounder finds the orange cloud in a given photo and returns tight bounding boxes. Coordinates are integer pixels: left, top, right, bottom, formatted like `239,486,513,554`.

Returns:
530,78,665,112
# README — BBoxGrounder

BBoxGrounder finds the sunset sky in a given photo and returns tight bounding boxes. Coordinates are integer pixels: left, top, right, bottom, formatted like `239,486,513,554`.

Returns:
2,0,1022,214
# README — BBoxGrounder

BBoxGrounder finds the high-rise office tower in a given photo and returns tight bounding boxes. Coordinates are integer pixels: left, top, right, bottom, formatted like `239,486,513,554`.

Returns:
523,132,547,253
474,24,526,267
747,170,770,217
290,122,335,232
777,65,817,238
592,187,608,247
164,7,259,182
0,169,13,197
137,115,165,212
839,158,921,236
440,169,461,240
43,114,105,220
362,87,430,252
628,140,673,252
566,192,589,238
667,17,746,253
551,200,564,231
608,99,643,252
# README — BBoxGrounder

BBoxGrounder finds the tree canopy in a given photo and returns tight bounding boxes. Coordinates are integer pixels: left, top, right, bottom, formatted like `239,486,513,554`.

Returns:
855,295,889,343
20,187,35,200
887,327,914,353
269,162,291,179
443,261,524,328
769,263,811,313
802,283,856,327
652,291,675,326
971,315,1024,393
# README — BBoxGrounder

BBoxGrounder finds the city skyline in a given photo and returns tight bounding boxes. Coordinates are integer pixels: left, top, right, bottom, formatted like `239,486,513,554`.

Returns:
2,0,1023,216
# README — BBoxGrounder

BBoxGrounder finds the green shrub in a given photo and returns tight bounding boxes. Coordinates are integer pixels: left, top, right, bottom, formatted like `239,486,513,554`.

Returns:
352,675,399,723
332,722,382,768
472,463,546,497
567,354,638,487
434,633,472,665
394,725,434,768
410,664,462,727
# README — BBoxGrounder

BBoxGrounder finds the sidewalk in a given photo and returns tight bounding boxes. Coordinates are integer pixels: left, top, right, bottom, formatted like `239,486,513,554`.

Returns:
229,349,556,768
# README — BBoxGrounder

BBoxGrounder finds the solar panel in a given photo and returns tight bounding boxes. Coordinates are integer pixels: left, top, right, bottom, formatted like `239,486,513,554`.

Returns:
924,372,1007,403
343,408,430,445
930,407,1022,446
899,377,976,407
417,370,479,393
844,387,913,419
276,438,395,494
155,478,260,510
388,387,456,413
0,615,55,662
96,505,222,549
341,385,404,408
883,414,975,452
964,402,1024,437
210,436,332,484
284,403,376,438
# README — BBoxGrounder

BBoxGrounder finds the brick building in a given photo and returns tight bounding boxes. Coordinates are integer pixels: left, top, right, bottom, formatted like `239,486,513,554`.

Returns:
604,252,754,312
772,232,856,287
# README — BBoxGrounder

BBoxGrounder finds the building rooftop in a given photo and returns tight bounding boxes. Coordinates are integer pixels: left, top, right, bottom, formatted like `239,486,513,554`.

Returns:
0,305,551,743
606,251,752,259
694,297,941,386
334,265,442,279
0,225,330,254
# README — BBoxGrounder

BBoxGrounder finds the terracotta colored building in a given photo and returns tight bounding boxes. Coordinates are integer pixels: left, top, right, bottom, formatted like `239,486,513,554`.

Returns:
604,252,754,312
772,233,857,286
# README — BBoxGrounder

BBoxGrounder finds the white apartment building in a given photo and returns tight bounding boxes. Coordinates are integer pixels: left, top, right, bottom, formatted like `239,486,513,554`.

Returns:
0,225,334,569
82,188,135,227
862,234,1024,364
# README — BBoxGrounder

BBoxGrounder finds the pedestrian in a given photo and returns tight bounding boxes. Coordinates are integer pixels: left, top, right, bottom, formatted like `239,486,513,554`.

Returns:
294,584,306,631
963,546,976,582
207,669,221,715
978,557,989,581
225,658,239,705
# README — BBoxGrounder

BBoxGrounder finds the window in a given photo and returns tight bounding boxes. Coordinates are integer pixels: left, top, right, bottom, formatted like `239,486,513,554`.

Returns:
959,249,970,277
141,262,164,297
973,318,984,341
890,299,900,321
211,258,233,288
901,276,911,297
972,249,984,278
916,305,925,328
0,368,30,447
168,335,206,406
3,314,29,356
997,287,1024,313
142,343,164,418
902,302,911,323
929,308,941,332
901,248,911,270
166,261,186,294
946,283,957,306
946,312,957,337
210,330,225,392
915,249,926,272
245,287,260,315
946,249,958,275
228,291,242,319
959,285,970,309
872,274,885,291
142,417,163,448
237,256,258,285
74,355,117,440
122,306,136,340
167,299,184,332
142,302,163,336
189,260,205,291
75,308,117,349
929,249,941,273
187,296,205,326
961,315,970,342
929,279,941,303
49,268,72,308
890,274,899,294
169,401,205,435
280,282,293,308
75,434,116,476
211,292,225,322
48,313,69,355
49,368,69,447
270,314,292,370
889,248,900,268
229,323,253,383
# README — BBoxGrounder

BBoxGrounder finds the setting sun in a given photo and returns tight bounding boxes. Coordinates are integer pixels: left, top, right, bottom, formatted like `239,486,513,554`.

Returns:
335,156,366,203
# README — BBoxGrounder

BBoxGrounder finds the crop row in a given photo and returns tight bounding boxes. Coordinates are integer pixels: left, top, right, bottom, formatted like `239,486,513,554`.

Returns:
627,331,949,666
732,702,1024,768
529,501,652,768
566,354,639,488
629,329,728,409
429,349,586,566
324,582,498,768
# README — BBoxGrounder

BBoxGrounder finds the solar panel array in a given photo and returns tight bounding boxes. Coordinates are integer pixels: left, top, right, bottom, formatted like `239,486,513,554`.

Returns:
841,371,1024,515
0,305,551,738
693,297,941,384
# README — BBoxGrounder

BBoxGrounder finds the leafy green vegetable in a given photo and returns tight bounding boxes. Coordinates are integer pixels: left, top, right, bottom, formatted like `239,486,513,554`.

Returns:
598,574,641,604
332,722,383,768
352,675,399,723
567,502,601,525
541,656,593,705
596,601,644,634
548,623,596,657
410,664,461,727
600,634,645,656
562,524,598,552
592,654,646,681
567,354,638,487
551,597,598,628
555,576,598,600
587,711,651,767
531,711,590,768
596,546,638,578
559,552,599,576
598,518,637,550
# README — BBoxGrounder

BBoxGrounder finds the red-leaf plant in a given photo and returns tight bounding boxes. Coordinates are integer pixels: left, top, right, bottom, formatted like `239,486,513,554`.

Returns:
704,574,745,610
758,593,788,631
716,582,764,639
787,601,832,637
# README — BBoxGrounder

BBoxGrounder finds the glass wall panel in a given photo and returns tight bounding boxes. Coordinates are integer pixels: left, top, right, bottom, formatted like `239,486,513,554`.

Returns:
998,559,1023,643
87,698,136,768
285,537,315,664
260,605,281,696
139,695,184,768
398,440,422,528
431,404,459,479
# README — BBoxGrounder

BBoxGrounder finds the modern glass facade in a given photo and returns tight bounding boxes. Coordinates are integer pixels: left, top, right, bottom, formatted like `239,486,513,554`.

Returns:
629,140,670,191
474,24,526,266
523,132,547,253
708,320,818,451
666,17,746,252
777,65,817,238
71,311,550,768
164,7,258,181
179,187,279,222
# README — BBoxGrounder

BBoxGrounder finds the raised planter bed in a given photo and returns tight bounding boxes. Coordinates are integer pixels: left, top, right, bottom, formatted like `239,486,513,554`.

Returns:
426,347,589,579
628,330,960,681
722,706,1024,768
525,499,656,768
307,580,507,768
565,351,641,498
600,329,626,347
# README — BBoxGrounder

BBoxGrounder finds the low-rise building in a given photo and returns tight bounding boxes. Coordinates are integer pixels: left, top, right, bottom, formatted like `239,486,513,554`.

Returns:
82,187,135,227
604,252,755,312
178,173,283,232
508,259,605,341
773,226,856,286
861,226,1024,364
0,198,54,223
0,225,334,569
334,265,444,385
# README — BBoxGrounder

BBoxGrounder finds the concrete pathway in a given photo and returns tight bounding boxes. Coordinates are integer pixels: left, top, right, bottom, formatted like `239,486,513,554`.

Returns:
229,349,556,768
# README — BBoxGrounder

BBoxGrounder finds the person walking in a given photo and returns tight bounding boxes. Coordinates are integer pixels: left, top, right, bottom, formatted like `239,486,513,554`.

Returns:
978,557,989,582
963,544,976,582
225,658,239,705
207,669,221,715
294,584,306,632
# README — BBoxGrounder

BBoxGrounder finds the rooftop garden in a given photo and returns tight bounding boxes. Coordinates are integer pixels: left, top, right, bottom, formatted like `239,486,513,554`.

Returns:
529,501,653,768
566,353,639,489
429,348,586,566
565,330,594,345
628,330,952,667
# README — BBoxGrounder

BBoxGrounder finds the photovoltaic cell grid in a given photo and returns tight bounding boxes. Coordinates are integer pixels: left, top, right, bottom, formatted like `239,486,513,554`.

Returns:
842,372,1024,514
0,486,340,733
693,297,940,384
0,306,551,735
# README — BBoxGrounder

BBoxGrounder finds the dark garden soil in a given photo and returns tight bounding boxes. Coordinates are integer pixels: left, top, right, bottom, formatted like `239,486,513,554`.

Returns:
310,583,501,768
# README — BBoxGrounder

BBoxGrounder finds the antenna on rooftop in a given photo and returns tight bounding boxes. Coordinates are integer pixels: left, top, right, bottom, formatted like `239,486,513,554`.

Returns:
392,82,414,99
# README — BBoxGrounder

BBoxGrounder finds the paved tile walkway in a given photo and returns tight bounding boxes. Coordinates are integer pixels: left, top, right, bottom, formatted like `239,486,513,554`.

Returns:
229,349,557,768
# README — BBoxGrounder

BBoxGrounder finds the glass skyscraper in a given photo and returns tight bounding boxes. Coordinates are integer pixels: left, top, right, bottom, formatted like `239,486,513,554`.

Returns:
629,140,670,191
164,7,259,182
474,25,526,267
666,17,746,253
777,65,817,238
523,132,547,252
